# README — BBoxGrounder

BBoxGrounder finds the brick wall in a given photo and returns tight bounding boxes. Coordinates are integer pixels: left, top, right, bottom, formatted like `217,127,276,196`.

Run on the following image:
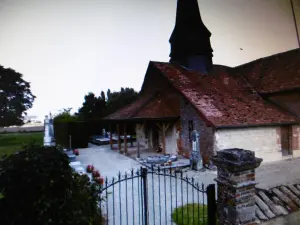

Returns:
179,97,214,164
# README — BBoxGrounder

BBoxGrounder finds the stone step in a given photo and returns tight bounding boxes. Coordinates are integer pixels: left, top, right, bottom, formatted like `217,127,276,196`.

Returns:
255,205,269,221
287,185,300,197
255,195,275,219
272,188,298,212
272,196,291,213
279,186,300,207
258,191,288,216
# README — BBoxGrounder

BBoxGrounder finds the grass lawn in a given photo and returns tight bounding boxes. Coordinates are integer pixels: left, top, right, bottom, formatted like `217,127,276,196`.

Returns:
171,204,207,225
0,132,44,156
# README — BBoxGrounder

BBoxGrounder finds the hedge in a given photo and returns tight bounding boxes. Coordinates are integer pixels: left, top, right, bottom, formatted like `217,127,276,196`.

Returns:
54,119,137,148
54,121,89,148
86,120,136,136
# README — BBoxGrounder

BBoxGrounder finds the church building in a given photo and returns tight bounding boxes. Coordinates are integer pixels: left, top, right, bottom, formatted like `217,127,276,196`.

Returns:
104,0,300,164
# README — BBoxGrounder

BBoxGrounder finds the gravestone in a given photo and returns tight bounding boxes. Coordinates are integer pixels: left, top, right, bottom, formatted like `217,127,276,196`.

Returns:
190,130,203,171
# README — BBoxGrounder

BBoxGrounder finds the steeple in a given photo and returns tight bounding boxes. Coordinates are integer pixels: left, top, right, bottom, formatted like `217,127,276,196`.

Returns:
169,0,213,73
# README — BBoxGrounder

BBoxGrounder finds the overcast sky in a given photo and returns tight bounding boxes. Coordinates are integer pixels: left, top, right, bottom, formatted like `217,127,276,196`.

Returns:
0,0,299,121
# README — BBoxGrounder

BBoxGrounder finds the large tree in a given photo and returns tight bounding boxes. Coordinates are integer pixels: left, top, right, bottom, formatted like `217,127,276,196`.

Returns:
77,92,106,120
105,87,139,116
77,88,138,120
0,65,35,127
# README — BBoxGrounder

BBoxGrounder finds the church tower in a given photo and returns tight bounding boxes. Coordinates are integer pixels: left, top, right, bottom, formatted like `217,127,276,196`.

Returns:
169,0,213,73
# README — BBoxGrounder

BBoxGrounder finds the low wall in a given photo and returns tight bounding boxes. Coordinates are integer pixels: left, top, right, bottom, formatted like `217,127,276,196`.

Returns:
0,126,44,133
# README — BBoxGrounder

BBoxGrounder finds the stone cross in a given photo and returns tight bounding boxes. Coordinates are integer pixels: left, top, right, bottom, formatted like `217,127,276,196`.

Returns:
190,130,203,171
211,148,263,225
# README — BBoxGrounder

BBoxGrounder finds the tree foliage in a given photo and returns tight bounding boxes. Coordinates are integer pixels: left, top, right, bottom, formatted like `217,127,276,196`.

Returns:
53,108,79,123
77,93,106,120
77,87,139,120
0,145,101,225
0,65,35,127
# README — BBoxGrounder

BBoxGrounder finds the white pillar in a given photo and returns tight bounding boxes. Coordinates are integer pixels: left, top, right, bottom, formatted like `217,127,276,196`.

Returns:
44,115,51,146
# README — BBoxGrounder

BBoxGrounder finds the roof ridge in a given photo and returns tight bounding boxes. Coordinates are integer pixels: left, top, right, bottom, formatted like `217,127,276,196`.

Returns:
234,48,300,69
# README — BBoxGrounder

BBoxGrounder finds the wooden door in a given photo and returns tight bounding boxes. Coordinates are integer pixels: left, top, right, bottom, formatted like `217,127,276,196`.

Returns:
281,126,292,156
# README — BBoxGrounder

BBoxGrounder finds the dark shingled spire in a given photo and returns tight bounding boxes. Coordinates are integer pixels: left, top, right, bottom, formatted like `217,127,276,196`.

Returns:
169,0,213,73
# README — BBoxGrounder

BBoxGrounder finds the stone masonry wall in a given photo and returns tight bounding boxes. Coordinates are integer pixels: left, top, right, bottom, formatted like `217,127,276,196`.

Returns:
180,97,214,164
214,127,281,162
292,125,300,157
215,126,300,162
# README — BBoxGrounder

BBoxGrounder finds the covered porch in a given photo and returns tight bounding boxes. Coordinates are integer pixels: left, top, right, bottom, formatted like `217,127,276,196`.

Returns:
103,92,181,158
105,118,180,159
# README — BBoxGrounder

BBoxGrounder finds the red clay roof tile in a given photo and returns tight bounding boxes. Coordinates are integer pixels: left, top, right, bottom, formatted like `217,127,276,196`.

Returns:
104,92,179,120
153,61,298,127
234,48,300,94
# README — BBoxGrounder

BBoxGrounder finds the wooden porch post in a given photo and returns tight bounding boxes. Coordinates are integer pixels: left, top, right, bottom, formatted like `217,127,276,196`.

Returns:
124,123,128,155
117,123,122,152
156,122,171,154
109,123,113,149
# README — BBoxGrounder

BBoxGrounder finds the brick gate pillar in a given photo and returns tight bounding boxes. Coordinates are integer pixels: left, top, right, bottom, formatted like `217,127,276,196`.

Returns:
211,148,263,225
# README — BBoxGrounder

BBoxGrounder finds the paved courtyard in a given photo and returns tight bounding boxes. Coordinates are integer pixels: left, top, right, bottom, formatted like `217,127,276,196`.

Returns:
77,145,300,224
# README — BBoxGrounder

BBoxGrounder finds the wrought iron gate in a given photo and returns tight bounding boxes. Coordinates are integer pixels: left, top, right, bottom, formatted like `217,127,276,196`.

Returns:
99,167,217,225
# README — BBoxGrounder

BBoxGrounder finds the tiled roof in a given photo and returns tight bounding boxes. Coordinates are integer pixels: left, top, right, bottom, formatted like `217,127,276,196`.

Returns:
104,92,179,121
255,184,300,222
153,62,298,127
104,94,153,120
133,93,179,120
234,48,300,94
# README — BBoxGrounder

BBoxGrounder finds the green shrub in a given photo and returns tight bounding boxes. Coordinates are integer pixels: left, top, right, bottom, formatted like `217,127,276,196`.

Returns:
0,145,102,225
171,204,207,225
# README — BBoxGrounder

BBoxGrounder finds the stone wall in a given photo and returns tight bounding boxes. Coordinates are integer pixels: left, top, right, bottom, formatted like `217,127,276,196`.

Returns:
179,97,214,164
292,125,300,157
214,125,300,162
214,127,282,162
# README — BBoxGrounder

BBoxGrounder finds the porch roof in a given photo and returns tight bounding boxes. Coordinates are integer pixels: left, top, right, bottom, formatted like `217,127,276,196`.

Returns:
103,92,180,122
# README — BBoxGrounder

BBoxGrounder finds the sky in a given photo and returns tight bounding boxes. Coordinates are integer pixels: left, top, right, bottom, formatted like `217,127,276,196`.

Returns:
0,0,299,121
